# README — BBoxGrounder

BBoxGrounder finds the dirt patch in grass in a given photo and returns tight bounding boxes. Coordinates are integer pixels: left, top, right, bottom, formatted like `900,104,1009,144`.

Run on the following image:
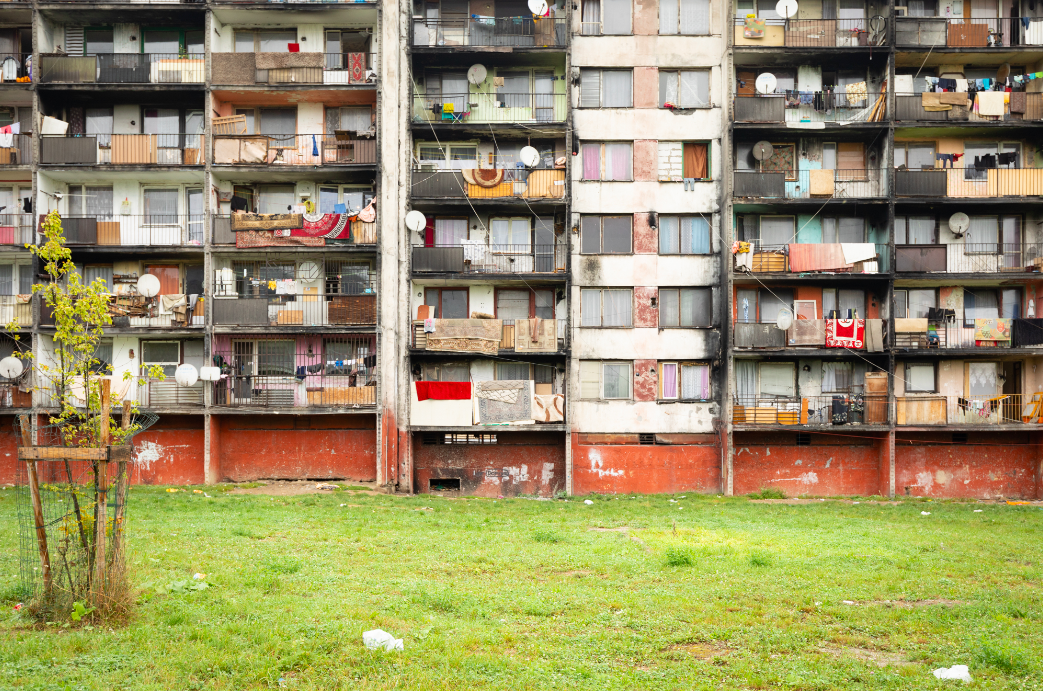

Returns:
750,499,826,505
588,526,651,553
561,570,592,577
819,646,913,668
227,480,381,496
667,641,734,661
877,598,966,608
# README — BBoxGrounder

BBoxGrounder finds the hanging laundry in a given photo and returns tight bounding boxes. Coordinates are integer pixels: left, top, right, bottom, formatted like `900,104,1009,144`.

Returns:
976,90,1006,116
998,152,1017,166
799,92,815,105
938,77,957,91
935,153,955,168
1010,91,1027,114
955,78,968,92
845,81,868,102
785,90,800,108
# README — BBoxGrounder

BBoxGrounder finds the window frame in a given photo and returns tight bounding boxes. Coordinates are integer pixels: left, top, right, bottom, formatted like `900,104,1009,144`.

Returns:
658,287,713,328
658,69,711,109
658,214,711,254
658,361,712,401
580,215,633,254
578,68,635,108
580,288,633,327
904,362,938,393
424,287,470,320
494,287,555,320
579,360,634,400
659,0,711,35
581,141,634,181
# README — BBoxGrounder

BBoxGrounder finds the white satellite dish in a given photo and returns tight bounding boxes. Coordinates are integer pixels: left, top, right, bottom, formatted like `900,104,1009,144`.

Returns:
296,261,320,280
752,141,774,161
405,210,427,232
0,356,23,379
755,72,777,95
174,364,199,388
199,366,221,382
776,308,794,332
467,64,488,85
776,0,798,18
527,0,549,15
520,146,540,168
949,212,970,237
136,273,161,298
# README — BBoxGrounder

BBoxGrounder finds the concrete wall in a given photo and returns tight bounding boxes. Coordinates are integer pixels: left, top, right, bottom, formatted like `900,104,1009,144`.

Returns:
571,433,721,494
895,432,1041,500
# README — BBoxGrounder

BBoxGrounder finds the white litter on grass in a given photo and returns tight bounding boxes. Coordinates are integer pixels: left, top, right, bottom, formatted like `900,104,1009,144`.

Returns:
583,499,594,505
363,629,403,651
192,573,205,581
669,499,677,503
921,511,931,516
815,601,822,606
973,509,983,513
933,665,972,683
842,600,855,605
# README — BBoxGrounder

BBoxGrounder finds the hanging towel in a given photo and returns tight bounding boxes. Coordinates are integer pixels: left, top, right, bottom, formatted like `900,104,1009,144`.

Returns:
939,92,969,106
977,91,1006,116
955,78,968,92
921,92,952,111
1010,91,1027,114
415,381,471,401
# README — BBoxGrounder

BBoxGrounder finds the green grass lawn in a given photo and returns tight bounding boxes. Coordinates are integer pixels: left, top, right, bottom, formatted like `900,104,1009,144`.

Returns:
1,487,1041,690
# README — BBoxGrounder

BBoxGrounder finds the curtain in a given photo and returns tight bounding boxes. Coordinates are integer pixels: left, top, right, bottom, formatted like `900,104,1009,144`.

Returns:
681,364,709,399
86,187,113,219
497,73,530,108
340,107,372,132
144,108,180,150
659,216,679,253
601,0,632,35
84,265,113,292
968,362,999,397
661,363,678,398
1001,288,1021,319
969,216,999,246
603,289,632,326
735,360,756,406
496,362,530,380
660,0,679,34
581,289,602,326
659,72,677,107
839,289,864,317
496,290,530,320
839,217,865,243
435,218,467,246
579,361,600,398
605,143,632,181
581,0,601,35
678,71,709,107
759,216,794,248
18,265,32,295
603,363,630,398
0,265,11,296
965,289,998,325
679,289,697,326
660,289,679,326
86,108,112,148
737,289,757,323
759,289,792,324
581,216,602,253
144,189,178,225
680,0,710,34
257,185,293,214
582,143,601,180
602,70,633,108
907,364,935,391
908,216,934,244
822,362,855,392
908,289,936,318
602,216,631,252
683,143,708,178
759,363,795,397
579,69,601,107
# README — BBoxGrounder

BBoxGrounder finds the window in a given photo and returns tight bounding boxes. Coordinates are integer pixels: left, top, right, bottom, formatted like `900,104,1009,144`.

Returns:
84,265,113,292
143,341,180,378
968,362,1000,397
259,108,296,147
496,362,531,380
758,288,792,324
496,288,554,320
821,362,864,393
659,362,711,400
894,142,936,170
894,289,936,319
421,362,470,382
581,288,633,327
823,288,865,318
254,340,295,377
0,265,31,295
318,186,373,214
496,72,531,108
86,108,112,148
424,288,468,319
143,108,180,150
143,189,178,225
905,363,936,392
659,288,712,327
659,216,710,254
660,0,710,34
235,30,297,52
90,339,113,374
434,217,468,246
966,216,998,249
67,185,113,218
581,215,632,253
964,289,999,327
964,142,1020,181
581,142,633,181
658,142,711,181
417,143,478,170
256,185,294,214
906,0,939,16
894,216,936,244
490,218,530,248
579,69,633,108
425,71,468,114
84,29,114,56
659,70,710,108
581,0,632,35
758,215,795,249
325,30,372,70
758,143,796,179
822,217,865,243
338,107,373,134
758,362,795,398
579,361,632,399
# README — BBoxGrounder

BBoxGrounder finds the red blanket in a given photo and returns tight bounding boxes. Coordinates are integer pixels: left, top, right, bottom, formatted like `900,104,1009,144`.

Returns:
276,213,354,240
825,318,865,349
415,381,471,401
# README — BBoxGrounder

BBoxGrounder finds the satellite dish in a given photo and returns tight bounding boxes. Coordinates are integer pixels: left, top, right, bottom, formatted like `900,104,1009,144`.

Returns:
405,210,427,232
467,64,488,85
776,0,798,18
199,366,221,382
752,141,774,161
296,261,320,280
527,0,549,15
520,146,540,168
137,273,161,298
949,212,970,237
755,72,777,95
776,308,794,332
997,63,1011,82
0,356,23,379
174,364,199,388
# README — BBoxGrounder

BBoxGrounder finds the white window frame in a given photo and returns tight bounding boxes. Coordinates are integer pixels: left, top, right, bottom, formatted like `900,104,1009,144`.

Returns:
579,360,633,399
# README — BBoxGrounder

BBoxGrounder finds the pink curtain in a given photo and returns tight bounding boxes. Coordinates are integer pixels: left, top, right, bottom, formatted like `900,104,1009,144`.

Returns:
661,363,678,398
606,143,632,181
582,143,601,180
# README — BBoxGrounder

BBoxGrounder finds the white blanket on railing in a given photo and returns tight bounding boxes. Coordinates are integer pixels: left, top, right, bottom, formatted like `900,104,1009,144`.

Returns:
841,243,877,264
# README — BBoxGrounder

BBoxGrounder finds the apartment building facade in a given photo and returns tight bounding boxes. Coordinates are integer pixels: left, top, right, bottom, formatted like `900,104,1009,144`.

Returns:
1,0,1041,500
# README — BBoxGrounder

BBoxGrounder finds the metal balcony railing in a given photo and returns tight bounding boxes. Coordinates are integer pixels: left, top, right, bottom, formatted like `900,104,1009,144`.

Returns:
0,53,32,81
139,379,204,408
412,243,566,274
733,169,886,199
211,215,378,246
894,92,1043,122
213,0,375,3
38,54,205,84
56,214,205,247
411,168,567,200
211,52,376,85
0,214,36,246
733,395,890,426
413,93,567,124
0,134,32,165
733,319,888,350
895,168,1043,198
40,134,203,165
895,243,1043,274
39,294,204,329
0,295,33,328
211,272,377,327
412,17,567,48
212,135,376,166
896,394,1027,426
210,335,377,409
739,242,889,274
733,92,885,123
733,17,885,46
895,16,1043,48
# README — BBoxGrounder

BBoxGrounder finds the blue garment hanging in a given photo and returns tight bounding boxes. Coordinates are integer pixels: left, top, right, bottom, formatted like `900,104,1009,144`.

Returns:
312,135,319,156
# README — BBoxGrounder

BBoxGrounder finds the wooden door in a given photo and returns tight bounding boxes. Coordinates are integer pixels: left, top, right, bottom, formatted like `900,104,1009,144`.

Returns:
737,71,756,96
837,142,865,180
146,265,180,295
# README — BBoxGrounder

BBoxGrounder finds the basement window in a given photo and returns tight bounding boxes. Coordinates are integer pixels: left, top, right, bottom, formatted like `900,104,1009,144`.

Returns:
444,433,497,445
796,432,811,446
429,478,461,492
639,434,656,445
952,432,968,444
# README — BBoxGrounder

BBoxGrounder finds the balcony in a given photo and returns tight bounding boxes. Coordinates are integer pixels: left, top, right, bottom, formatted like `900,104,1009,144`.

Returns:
0,134,32,165
413,93,567,125
211,215,377,247
733,93,886,124
40,134,202,166
138,379,203,408
38,54,204,84
0,295,33,328
212,272,376,328
210,335,377,409
895,92,1043,122
895,243,1043,274
40,295,204,329
733,169,885,199
56,215,205,247
894,313,1019,351
212,135,376,166
210,53,377,86
412,17,567,48
895,17,1043,49
0,54,32,82
412,243,566,274
734,319,887,350
896,395,1027,426
733,17,885,47
0,214,36,247
895,168,1043,198
736,242,889,274
411,168,566,201
412,318,563,354
733,395,890,426
0,381,32,409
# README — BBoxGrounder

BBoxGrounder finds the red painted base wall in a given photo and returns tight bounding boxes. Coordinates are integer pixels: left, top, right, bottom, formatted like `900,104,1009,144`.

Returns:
413,432,565,498
895,433,1041,500
130,415,205,485
732,432,887,497
571,435,721,495
0,415,21,484
214,414,377,482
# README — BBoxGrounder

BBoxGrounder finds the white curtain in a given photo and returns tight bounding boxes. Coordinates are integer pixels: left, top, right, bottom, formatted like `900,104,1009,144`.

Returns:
680,0,710,35
602,0,632,35
759,363,795,397
659,216,680,253
581,289,602,326
579,361,600,398
340,107,372,132
435,218,467,246
603,363,630,398
678,71,709,107
601,70,633,108
968,216,999,245
660,0,679,34
968,362,999,397
602,289,632,326
907,364,935,391
660,289,679,325
681,363,710,399
579,69,601,107
581,0,601,35
144,188,178,225
735,360,756,406
604,143,632,181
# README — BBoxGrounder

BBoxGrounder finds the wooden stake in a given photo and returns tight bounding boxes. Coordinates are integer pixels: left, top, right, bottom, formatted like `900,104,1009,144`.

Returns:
20,416,51,595
113,401,132,559
93,380,111,603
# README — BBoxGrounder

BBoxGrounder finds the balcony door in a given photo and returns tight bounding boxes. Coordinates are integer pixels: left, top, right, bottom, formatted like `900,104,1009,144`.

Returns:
145,265,179,295
534,72,555,122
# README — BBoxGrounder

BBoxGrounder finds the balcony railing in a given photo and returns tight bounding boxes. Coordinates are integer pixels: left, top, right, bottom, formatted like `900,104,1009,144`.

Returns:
210,336,377,409
0,381,32,409
0,54,32,82
412,243,566,274
211,272,377,327
896,394,1027,426
55,215,205,247
895,243,1043,274
0,295,33,328
412,17,567,48
413,93,567,125
211,215,377,246
733,93,884,124
733,169,885,199
40,134,202,165
733,395,890,426
210,53,376,86
139,379,203,408
733,17,884,47
738,242,889,274
0,134,32,165
212,135,376,166
895,92,1043,122
894,313,1015,351
38,54,205,84
411,168,566,200
895,17,1043,48
213,0,376,3
411,318,563,353
0,214,36,246
734,319,887,349
40,295,204,329
895,168,1043,198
